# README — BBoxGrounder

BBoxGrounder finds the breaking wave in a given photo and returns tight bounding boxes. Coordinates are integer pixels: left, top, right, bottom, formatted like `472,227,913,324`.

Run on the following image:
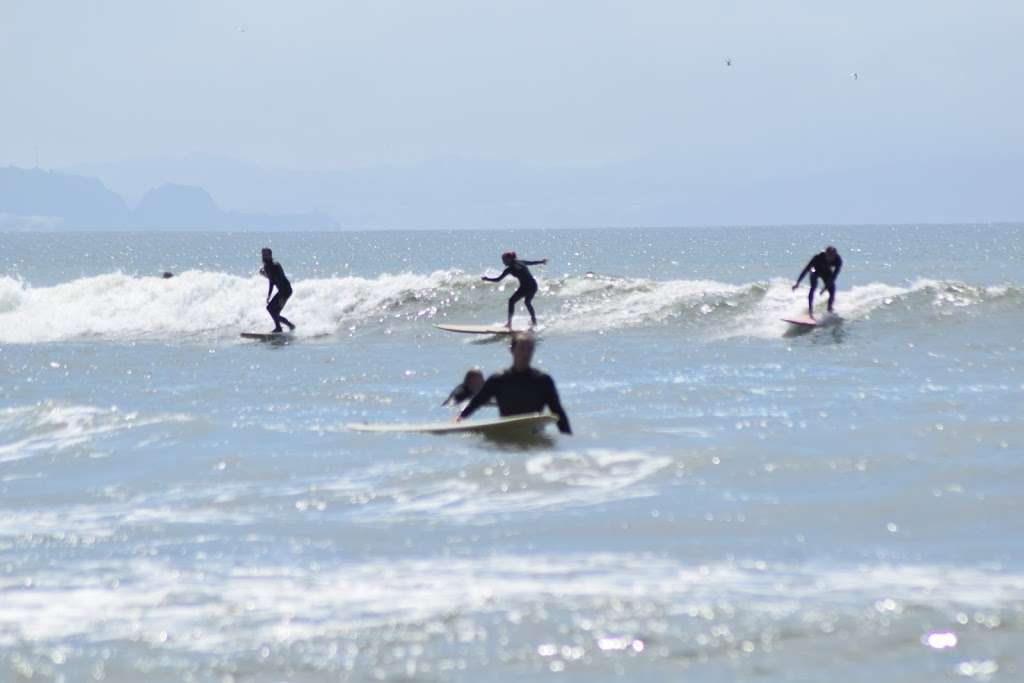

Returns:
0,271,1017,343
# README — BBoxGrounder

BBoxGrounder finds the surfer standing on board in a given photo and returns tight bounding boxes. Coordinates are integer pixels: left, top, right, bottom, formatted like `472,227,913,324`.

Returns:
481,251,547,328
457,333,572,433
260,248,295,333
792,246,843,318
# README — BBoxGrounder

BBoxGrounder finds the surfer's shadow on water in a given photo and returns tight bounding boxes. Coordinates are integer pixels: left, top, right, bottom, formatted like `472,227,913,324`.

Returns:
468,335,511,346
782,318,848,343
396,429,556,449
482,432,557,450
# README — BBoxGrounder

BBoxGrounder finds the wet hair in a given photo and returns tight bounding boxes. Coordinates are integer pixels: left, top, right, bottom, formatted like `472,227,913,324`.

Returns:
443,367,487,406
501,251,516,262
825,245,837,256
261,247,273,259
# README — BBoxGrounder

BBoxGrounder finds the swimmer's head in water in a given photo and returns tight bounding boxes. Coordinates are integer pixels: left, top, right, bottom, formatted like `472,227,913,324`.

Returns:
510,332,536,368
501,251,516,265
261,247,273,262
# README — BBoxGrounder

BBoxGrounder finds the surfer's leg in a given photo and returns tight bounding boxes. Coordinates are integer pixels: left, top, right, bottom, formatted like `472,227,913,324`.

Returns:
267,294,284,332
807,274,819,317
277,292,295,330
524,287,537,325
507,287,525,326
826,281,836,312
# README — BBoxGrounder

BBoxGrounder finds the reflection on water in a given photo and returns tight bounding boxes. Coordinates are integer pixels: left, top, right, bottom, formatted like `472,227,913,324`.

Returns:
1,226,1022,681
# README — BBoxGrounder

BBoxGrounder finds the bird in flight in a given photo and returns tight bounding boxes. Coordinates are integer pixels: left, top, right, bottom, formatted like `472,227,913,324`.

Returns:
851,72,858,80
725,58,733,67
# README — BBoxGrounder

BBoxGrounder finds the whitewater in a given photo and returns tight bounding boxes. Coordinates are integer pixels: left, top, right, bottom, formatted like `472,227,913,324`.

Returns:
1,225,1022,682
0,270,1017,343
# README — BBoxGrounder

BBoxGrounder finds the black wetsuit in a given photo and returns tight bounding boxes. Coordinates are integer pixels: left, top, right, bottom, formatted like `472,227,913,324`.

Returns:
795,251,843,314
443,381,477,406
261,260,294,330
459,367,572,434
486,260,543,323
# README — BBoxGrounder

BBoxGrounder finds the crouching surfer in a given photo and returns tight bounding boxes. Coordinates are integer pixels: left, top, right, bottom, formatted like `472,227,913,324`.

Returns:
260,247,295,333
792,245,842,319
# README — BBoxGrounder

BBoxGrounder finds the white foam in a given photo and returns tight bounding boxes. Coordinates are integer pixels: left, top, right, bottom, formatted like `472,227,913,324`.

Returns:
378,449,672,521
0,270,470,343
545,275,751,333
0,555,1020,652
0,401,192,463
720,277,1016,339
0,272,1013,343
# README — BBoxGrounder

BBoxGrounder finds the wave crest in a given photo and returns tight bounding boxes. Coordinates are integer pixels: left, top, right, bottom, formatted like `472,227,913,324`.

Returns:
0,272,1016,343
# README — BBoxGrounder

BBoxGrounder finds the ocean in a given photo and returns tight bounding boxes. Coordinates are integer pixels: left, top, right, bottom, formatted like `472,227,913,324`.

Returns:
1,225,1022,682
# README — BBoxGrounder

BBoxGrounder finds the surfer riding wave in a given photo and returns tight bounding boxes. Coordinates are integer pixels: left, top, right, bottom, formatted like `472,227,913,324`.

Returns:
481,251,548,328
792,246,843,319
260,247,296,333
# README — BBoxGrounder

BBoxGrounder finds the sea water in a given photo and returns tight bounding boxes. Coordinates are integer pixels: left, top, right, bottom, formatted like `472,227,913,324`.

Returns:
0,225,1021,681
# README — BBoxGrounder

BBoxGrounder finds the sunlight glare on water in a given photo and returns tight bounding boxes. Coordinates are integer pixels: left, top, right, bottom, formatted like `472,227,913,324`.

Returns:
0,225,1022,681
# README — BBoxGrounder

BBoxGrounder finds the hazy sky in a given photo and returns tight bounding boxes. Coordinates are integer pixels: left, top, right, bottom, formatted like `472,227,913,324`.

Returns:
3,0,1021,177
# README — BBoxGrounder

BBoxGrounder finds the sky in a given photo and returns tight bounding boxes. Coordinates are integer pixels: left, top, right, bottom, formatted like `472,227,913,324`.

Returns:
1,0,1022,225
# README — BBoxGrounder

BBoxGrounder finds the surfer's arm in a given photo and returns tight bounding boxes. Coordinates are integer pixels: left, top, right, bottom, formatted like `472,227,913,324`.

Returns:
482,267,511,283
793,259,813,287
266,279,274,301
443,383,467,407
544,377,572,434
832,256,843,280
521,259,547,266
457,379,497,420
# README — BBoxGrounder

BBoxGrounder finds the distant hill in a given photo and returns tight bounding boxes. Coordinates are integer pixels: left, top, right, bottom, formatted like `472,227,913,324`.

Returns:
0,166,129,229
134,183,336,230
134,183,222,229
68,153,1024,229
0,166,337,230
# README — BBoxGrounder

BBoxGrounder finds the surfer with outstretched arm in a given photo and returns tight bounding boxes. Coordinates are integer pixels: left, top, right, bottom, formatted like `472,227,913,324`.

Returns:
456,333,572,434
481,251,547,328
792,245,843,319
260,247,295,333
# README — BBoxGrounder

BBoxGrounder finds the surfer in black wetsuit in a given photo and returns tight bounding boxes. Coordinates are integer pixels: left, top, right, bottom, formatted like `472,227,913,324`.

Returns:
792,245,843,318
443,368,486,407
260,247,295,333
457,334,572,434
481,251,548,327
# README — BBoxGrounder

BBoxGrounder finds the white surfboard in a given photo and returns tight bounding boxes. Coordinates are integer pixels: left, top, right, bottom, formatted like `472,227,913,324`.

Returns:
781,317,818,328
434,323,530,335
240,331,293,341
348,413,558,436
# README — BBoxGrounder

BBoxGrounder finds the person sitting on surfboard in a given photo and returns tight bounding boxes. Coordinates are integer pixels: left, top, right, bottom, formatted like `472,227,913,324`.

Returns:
457,333,571,434
260,247,295,333
481,251,547,328
792,245,843,318
443,368,486,407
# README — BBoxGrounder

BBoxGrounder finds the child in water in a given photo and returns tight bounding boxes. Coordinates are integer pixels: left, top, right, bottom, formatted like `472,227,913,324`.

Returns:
442,368,486,407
